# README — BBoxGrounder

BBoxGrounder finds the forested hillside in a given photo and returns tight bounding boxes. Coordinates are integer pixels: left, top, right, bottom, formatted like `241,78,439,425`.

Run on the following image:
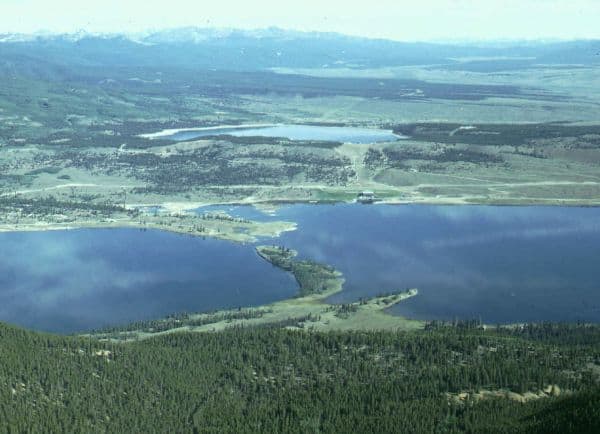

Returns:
1,322,599,433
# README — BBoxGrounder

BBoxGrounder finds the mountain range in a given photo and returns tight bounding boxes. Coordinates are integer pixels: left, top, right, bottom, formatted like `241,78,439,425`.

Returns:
1,27,599,71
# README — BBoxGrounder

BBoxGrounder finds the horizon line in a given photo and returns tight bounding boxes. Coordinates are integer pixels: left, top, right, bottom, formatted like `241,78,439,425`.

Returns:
1,25,599,46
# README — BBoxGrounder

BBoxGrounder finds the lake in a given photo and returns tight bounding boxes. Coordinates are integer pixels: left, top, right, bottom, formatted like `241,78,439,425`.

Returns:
199,204,600,324
0,229,297,334
157,124,402,144
2,204,600,333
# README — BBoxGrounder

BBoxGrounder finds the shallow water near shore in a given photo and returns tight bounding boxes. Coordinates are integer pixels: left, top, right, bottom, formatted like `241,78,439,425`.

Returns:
1,204,600,333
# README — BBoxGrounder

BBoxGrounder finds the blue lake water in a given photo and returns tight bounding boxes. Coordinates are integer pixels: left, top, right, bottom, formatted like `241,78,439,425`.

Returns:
0,229,297,334
165,124,402,144
269,204,600,324
1,204,600,333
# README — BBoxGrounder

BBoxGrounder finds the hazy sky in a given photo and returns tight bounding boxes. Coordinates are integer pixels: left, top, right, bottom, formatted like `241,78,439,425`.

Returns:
1,0,599,41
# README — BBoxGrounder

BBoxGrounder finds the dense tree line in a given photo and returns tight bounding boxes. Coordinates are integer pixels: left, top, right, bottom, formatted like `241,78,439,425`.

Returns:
390,123,600,148
0,195,138,218
197,135,343,149
94,308,273,336
364,146,504,170
0,322,599,433
50,141,354,194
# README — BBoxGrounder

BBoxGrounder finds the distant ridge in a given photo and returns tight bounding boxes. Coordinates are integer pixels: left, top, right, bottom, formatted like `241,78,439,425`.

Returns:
0,27,598,72
2,26,599,46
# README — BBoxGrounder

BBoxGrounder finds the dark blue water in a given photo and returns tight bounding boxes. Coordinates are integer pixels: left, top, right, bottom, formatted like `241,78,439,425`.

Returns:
2,205,599,333
166,124,402,144
0,229,296,333
270,204,600,324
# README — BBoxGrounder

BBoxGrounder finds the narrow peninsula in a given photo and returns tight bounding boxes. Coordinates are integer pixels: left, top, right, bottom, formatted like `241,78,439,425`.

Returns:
91,245,421,341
